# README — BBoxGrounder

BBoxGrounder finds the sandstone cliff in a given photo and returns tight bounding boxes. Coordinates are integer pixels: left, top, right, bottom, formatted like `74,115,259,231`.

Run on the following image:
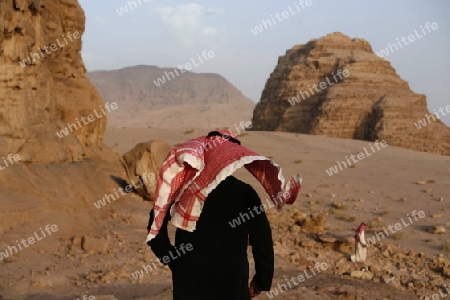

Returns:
0,0,114,163
0,0,125,267
88,66,255,128
251,32,450,156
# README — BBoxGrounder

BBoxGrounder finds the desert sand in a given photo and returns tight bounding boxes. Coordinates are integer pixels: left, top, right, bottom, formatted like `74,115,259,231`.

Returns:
1,127,449,300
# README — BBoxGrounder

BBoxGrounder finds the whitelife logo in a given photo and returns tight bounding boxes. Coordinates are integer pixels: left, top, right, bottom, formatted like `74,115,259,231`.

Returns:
288,69,350,106
200,120,253,154
376,22,439,58
19,32,81,67
0,224,58,261
93,172,155,209
266,262,328,298
365,211,425,246
0,153,21,171
423,284,450,300
228,190,292,228
116,0,150,16
131,243,193,280
56,102,118,139
76,296,96,300
153,50,215,87
250,0,313,35
325,141,388,176
414,104,450,129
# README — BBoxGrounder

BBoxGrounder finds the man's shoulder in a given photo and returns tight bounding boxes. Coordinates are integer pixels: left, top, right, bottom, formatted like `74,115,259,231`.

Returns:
223,176,255,191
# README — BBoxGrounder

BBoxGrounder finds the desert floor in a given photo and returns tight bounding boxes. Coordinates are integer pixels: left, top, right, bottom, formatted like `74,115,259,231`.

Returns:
0,127,449,300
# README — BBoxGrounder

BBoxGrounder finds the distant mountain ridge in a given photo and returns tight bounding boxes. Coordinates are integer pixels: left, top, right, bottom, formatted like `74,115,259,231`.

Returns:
88,65,255,128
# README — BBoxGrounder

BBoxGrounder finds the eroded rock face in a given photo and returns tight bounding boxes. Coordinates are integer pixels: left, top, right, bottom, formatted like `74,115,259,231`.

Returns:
122,140,172,201
0,0,110,163
0,0,123,243
252,32,450,156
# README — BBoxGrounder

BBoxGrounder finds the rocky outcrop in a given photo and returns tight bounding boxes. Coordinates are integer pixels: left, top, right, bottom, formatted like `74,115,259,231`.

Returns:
0,0,125,267
0,0,114,163
251,32,450,155
122,140,172,201
88,66,255,128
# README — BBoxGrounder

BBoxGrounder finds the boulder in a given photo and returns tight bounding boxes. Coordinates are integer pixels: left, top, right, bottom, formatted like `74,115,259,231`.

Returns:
350,270,373,280
299,214,326,234
81,236,110,254
429,225,446,234
122,140,172,200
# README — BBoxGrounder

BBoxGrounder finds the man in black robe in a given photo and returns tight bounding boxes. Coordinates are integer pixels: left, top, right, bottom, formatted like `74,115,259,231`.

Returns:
147,175,274,300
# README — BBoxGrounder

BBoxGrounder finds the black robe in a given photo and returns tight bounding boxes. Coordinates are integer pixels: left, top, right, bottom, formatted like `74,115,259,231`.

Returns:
147,176,274,300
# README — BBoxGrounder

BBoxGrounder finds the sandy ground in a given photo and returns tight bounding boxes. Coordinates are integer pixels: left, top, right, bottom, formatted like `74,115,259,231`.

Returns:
0,127,449,299
107,127,450,256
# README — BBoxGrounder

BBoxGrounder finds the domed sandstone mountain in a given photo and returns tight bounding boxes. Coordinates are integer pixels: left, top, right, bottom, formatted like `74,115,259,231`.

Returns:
251,32,450,156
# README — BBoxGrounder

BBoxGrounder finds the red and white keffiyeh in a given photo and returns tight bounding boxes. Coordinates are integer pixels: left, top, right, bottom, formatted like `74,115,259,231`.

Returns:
145,130,302,243
354,222,367,243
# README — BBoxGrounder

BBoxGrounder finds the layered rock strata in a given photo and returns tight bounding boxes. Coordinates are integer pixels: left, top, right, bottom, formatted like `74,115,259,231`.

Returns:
251,32,450,155
0,0,114,163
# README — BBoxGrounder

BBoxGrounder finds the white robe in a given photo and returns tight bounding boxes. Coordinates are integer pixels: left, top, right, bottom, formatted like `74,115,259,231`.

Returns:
351,231,367,263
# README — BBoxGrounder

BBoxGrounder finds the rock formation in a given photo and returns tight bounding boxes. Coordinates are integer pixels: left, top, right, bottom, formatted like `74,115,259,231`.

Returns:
0,0,124,264
0,0,115,163
122,140,172,201
251,32,450,156
88,66,255,128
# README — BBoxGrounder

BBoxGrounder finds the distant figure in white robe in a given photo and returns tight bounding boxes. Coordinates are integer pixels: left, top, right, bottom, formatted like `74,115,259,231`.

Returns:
351,222,367,264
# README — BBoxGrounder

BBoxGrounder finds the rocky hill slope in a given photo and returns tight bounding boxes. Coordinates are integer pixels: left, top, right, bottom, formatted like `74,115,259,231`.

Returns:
88,66,255,128
251,32,450,156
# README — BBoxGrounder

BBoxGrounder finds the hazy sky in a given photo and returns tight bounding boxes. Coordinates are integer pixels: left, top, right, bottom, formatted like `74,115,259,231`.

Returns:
78,0,449,125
